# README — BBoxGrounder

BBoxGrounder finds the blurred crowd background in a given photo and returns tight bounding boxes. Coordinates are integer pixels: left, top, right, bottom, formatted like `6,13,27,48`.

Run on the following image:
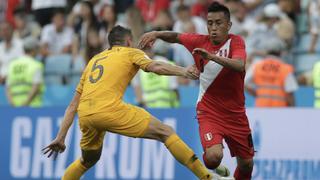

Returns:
0,0,319,108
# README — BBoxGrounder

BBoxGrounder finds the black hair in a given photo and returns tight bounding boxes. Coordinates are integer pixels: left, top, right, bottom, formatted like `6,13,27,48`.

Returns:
176,5,190,12
207,2,231,21
108,25,132,47
13,7,25,16
52,8,66,17
269,51,281,56
80,1,97,25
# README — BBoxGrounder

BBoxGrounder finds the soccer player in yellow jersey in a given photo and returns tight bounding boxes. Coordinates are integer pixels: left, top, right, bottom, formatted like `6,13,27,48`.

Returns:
43,25,213,180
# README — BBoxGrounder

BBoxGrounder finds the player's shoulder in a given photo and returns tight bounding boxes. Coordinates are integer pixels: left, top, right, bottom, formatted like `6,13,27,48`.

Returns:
111,46,145,56
229,34,245,42
85,50,108,67
127,47,150,59
229,34,246,48
126,47,145,53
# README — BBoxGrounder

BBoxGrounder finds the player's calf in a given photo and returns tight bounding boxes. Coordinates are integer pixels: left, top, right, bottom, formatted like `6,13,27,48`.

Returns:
237,157,253,173
234,157,253,180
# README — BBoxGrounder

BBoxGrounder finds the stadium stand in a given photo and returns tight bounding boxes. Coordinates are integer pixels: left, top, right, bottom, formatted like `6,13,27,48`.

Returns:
44,54,72,85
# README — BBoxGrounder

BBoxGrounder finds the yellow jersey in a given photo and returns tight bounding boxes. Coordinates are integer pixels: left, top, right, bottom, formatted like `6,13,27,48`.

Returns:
76,46,152,116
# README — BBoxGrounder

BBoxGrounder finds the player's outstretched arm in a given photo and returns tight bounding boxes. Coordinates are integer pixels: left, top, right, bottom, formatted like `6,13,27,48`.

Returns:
193,48,245,72
146,61,199,80
42,91,81,159
138,31,181,49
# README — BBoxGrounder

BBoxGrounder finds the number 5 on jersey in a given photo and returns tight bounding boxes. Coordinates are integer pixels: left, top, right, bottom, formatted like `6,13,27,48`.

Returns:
89,56,107,83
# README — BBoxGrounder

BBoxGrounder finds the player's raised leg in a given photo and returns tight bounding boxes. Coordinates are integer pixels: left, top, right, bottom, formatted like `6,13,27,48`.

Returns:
62,148,103,180
62,114,106,180
142,116,212,180
234,157,253,180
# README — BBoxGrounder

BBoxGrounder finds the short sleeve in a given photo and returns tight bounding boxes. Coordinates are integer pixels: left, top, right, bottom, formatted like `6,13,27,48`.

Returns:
131,49,153,71
76,66,88,94
178,33,202,52
230,35,247,61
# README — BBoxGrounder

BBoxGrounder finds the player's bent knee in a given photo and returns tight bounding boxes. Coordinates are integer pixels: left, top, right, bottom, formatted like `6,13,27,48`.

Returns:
204,150,223,169
157,124,175,142
81,155,100,168
163,125,175,136
81,149,102,168
206,149,223,162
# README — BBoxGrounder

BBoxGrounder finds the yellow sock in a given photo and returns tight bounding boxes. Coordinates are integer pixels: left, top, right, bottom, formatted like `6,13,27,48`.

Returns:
62,159,88,180
165,134,211,179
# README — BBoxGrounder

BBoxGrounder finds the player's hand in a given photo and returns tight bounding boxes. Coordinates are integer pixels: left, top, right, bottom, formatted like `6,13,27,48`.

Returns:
138,31,158,49
184,66,199,80
192,48,213,59
42,138,66,160
187,64,200,77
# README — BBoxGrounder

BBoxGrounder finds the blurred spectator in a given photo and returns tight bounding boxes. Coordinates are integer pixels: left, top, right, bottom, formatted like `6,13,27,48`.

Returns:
226,0,258,38
3,0,21,26
191,0,213,19
278,0,298,21
170,0,195,20
246,3,287,65
120,6,146,45
0,1,5,22
0,22,24,84
99,4,116,49
6,37,44,107
72,1,100,51
150,10,174,59
242,0,275,17
173,20,195,67
114,0,134,14
312,61,320,108
136,0,170,23
13,7,41,39
245,38,298,107
132,48,180,108
152,10,174,31
172,20,198,86
85,27,103,63
40,9,74,56
31,0,66,26
173,5,207,34
297,60,320,107
269,3,295,47
308,0,320,53
90,0,114,17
